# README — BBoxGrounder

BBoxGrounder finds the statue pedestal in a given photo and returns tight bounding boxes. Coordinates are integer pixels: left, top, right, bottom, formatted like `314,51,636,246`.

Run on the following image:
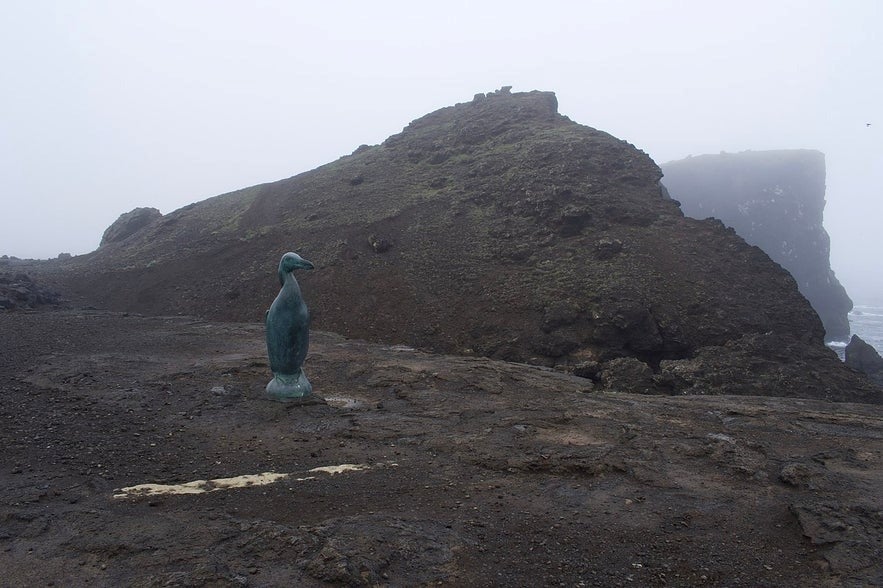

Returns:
266,370,313,400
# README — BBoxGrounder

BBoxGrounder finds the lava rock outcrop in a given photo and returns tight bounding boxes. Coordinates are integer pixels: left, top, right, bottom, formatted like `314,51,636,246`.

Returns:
845,334,883,387
0,272,61,310
661,150,852,341
100,207,162,246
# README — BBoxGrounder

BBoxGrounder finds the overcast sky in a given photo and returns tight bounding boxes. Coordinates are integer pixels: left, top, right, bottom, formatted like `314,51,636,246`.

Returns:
2,1,880,301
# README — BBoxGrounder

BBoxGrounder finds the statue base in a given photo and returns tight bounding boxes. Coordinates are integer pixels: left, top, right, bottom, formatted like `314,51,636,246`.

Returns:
266,370,313,400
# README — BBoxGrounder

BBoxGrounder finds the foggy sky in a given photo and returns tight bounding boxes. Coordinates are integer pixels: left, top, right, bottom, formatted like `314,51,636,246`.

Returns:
2,1,881,302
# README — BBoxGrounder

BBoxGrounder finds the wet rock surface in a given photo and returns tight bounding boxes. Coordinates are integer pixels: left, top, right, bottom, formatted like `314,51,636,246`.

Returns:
1,310,881,586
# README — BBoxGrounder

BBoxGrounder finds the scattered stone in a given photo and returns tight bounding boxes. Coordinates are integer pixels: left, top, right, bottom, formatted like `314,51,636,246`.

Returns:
779,462,822,489
594,237,623,259
570,361,601,381
367,234,391,253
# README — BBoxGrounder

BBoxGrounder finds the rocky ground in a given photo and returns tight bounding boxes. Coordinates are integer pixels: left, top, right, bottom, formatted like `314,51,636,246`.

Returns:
1,310,881,586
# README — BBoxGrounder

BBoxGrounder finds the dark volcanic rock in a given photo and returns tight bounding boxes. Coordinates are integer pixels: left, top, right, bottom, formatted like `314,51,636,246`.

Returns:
599,357,657,394
845,334,883,386
662,150,852,341
100,207,162,246
0,272,61,310
28,90,878,403
657,332,880,403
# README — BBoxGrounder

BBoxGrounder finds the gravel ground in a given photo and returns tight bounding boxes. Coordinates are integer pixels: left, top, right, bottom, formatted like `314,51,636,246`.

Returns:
1,310,881,586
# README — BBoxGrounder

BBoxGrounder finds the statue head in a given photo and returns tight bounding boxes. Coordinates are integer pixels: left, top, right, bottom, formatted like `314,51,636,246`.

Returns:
278,251,314,284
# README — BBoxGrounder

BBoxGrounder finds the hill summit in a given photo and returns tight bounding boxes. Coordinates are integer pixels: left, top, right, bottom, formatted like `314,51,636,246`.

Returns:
41,89,879,402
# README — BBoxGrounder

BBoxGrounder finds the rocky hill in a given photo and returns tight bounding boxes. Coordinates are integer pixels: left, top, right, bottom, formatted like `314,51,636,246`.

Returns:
28,89,880,402
661,150,852,341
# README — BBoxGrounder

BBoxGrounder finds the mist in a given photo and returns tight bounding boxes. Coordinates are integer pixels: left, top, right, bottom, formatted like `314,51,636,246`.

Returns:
1,1,880,302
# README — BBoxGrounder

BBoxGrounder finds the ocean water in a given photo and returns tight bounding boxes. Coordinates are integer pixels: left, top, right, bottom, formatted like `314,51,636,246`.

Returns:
827,303,883,359
849,304,883,353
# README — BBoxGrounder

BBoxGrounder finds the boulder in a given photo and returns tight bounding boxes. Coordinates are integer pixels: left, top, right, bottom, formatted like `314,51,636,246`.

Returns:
845,335,883,386
599,357,657,394
100,207,163,246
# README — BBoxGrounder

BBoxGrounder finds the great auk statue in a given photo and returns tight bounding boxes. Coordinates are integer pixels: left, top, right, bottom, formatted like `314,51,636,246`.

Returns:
265,251,314,399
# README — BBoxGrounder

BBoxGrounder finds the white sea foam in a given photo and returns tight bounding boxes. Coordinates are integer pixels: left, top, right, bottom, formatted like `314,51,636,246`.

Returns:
847,303,883,355
824,304,883,359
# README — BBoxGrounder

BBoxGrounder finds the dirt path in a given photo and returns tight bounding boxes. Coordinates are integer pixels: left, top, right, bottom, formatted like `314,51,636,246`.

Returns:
1,311,881,586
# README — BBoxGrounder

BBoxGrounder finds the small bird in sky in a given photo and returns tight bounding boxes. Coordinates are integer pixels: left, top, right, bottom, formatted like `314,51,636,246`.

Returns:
867,123,872,127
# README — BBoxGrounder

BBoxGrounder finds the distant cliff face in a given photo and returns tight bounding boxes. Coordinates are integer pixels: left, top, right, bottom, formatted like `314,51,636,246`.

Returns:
31,91,879,403
661,150,852,341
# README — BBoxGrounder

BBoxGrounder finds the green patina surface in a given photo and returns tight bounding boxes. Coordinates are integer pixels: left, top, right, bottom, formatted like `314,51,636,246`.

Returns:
265,252,314,400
